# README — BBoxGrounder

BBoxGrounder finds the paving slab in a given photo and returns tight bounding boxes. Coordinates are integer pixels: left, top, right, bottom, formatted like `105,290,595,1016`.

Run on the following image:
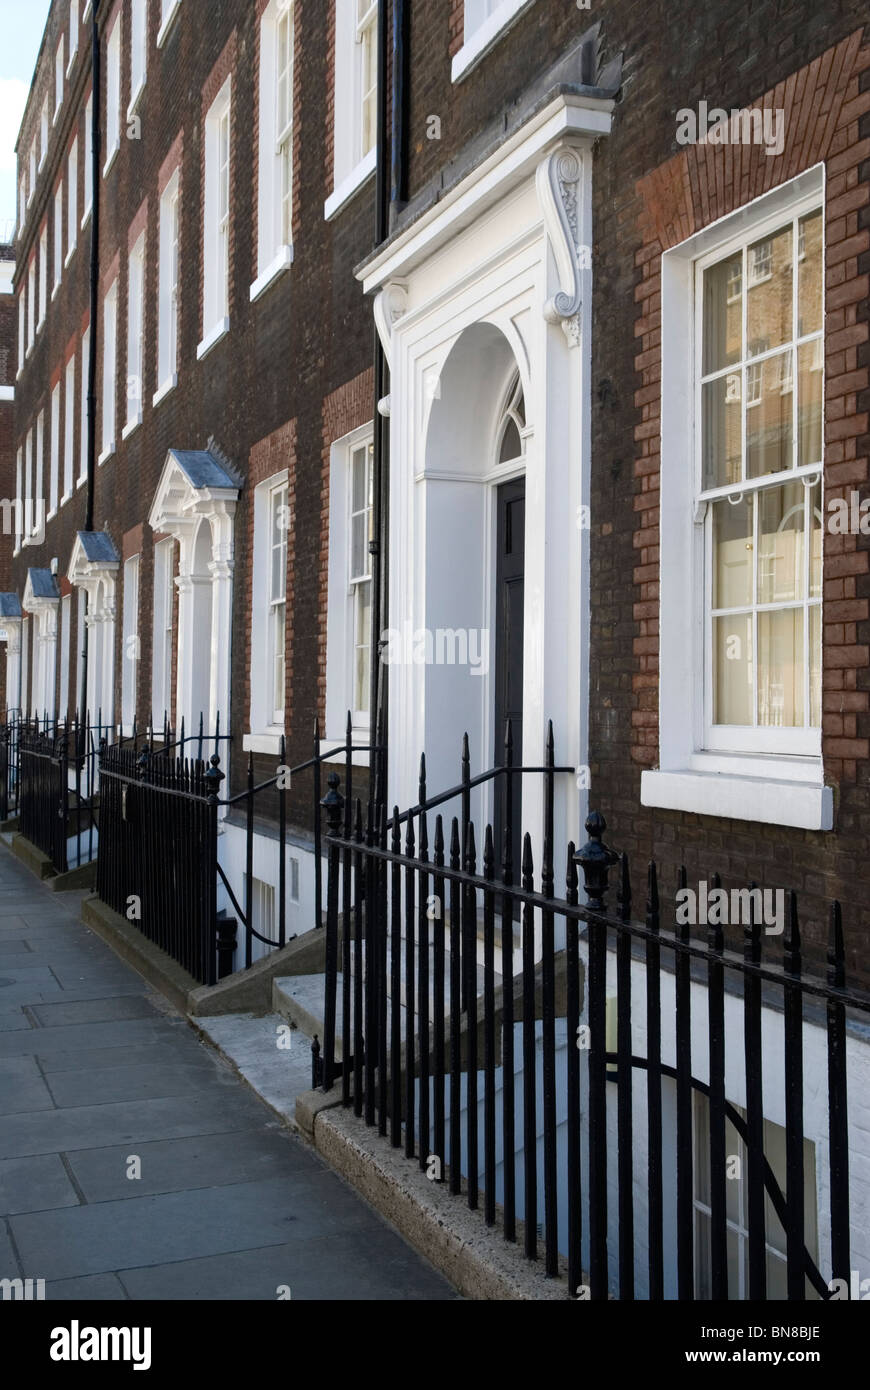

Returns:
0,839,458,1301
0,1153,80,1215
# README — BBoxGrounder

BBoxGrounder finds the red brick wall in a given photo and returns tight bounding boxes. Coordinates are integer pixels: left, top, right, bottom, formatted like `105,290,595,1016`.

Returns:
632,30,870,786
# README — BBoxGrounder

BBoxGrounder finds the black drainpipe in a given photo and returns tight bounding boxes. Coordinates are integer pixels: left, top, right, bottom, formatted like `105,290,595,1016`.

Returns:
369,0,409,806
81,3,101,721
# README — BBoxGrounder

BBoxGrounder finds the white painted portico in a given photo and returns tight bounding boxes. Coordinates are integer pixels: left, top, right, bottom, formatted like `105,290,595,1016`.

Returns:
360,92,612,859
68,533,120,723
148,449,239,735
22,569,61,719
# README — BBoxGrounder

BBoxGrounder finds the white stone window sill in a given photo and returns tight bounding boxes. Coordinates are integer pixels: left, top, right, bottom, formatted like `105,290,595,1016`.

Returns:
53,106,62,129
157,0,182,48
83,0,92,18
0,385,14,402
67,52,78,79
81,204,92,231
60,492,72,507
77,473,87,489
196,317,230,361
122,414,142,441
98,443,115,465
152,374,177,407
451,0,537,83
47,509,57,523
51,284,60,302
640,768,833,831
26,344,33,360
65,244,76,269
39,154,46,173
249,246,293,302
103,143,120,179
243,731,286,756
324,148,377,221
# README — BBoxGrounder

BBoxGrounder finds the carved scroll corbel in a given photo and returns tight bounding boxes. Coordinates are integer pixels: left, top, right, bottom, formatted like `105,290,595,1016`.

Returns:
536,146,587,345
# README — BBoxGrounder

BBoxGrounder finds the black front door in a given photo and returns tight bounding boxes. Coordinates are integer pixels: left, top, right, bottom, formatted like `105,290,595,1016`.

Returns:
493,477,525,880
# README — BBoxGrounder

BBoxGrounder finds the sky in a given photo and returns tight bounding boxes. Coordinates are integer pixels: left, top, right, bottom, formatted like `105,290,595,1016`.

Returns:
0,0,52,241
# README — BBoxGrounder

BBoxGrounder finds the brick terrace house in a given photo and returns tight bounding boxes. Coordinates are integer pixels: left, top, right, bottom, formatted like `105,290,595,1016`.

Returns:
2,0,870,1298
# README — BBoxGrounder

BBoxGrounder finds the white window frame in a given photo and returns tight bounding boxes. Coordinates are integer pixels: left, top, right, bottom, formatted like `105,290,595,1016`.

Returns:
68,0,79,74
641,166,832,832
245,469,289,752
79,325,90,484
55,37,65,122
104,14,122,176
124,232,145,436
82,94,93,225
100,277,118,462
39,225,48,323
252,0,295,297
451,0,537,84
40,99,49,169
121,553,140,734
129,0,147,117
24,430,33,544
49,383,60,518
14,447,22,553
155,169,180,403
53,186,63,294
27,258,35,353
17,290,25,375
59,594,71,718
67,140,78,264
198,77,231,358
35,410,45,536
324,0,378,221
63,355,75,501
28,141,36,205
157,0,181,48
325,423,374,752
151,537,175,727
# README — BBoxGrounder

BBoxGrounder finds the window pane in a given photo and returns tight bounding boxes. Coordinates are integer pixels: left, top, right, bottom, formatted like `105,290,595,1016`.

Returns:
809,604,821,727
809,481,821,599
747,224,792,355
713,496,753,610
797,340,823,468
714,614,753,724
352,447,367,511
703,253,742,375
355,582,371,714
797,209,823,337
758,482,805,605
746,351,793,479
702,374,742,488
757,608,803,727
273,603,285,715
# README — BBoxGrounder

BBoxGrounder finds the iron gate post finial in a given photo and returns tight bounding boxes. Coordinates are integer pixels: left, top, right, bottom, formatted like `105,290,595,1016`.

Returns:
321,771,344,835
204,753,225,802
574,810,618,910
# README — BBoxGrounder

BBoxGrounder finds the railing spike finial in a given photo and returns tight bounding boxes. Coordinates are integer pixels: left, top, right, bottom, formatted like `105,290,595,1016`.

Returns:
617,851,631,923
450,816,460,864
566,840,578,904
320,771,344,835
546,718,554,766
828,900,845,989
574,810,618,910
434,813,445,861
484,822,495,877
464,818,477,872
784,890,801,976
418,751,427,809
345,709,352,740
646,860,659,932
391,805,401,854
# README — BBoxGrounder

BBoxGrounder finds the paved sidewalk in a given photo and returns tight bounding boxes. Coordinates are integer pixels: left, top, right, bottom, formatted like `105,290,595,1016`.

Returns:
0,843,456,1301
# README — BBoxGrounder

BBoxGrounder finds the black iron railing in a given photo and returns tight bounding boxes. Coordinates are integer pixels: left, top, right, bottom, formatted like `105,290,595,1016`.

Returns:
18,713,111,873
96,739,223,985
94,713,381,984
318,721,870,1301
0,711,21,822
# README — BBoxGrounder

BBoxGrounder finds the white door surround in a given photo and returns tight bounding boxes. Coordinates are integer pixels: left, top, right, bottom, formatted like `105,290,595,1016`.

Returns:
148,448,239,736
0,595,23,716
67,531,120,725
360,93,612,860
22,569,61,720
